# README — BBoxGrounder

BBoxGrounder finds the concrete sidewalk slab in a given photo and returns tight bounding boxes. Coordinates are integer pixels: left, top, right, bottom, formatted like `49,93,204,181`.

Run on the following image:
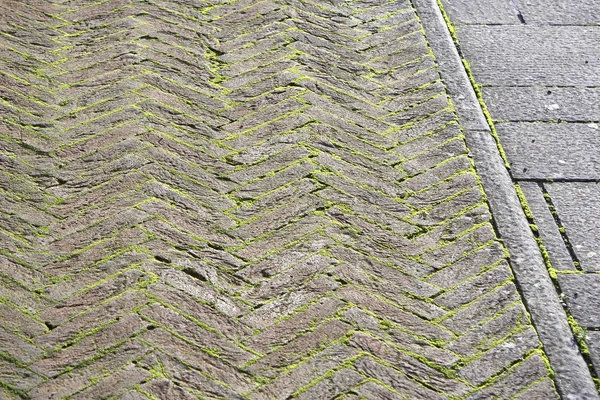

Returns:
0,0,595,398
440,0,600,397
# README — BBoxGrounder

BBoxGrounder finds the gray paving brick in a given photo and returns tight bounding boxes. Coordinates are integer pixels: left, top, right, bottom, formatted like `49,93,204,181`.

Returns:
0,0,562,398
496,123,600,180
456,25,600,86
546,182,600,272
520,182,575,271
588,331,600,376
482,87,600,122
519,0,600,25
439,0,519,24
513,378,560,400
557,274,600,327
459,327,540,386
465,354,552,400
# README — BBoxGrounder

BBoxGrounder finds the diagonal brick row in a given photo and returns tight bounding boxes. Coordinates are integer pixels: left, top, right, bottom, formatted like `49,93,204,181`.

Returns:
0,0,559,398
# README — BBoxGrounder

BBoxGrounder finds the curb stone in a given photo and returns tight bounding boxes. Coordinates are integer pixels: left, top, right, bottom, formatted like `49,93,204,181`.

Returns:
411,0,599,398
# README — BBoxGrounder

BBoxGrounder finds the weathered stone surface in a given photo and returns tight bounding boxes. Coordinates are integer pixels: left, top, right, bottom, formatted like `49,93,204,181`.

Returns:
464,354,555,400
519,0,600,25
557,274,600,327
438,0,600,397
545,183,600,272
0,0,557,398
458,327,540,385
483,87,600,122
456,26,600,86
520,182,576,271
440,0,519,24
588,331,600,376
496,123,600,180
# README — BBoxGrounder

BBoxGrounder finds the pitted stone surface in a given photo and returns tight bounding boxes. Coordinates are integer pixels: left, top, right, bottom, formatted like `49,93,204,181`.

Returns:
0,0,557,398
497,123,600,180
557,274,600,327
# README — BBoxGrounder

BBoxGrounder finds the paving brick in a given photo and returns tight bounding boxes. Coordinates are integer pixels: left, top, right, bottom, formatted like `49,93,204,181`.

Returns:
513,378,560,400
483,87,600,122
587,331,600,376
0,360,43,391
32,314,147,377
139,328,256,394
342,307,459,367
242,254,337,302
456,25,600,86
496,123,600,180
140,379,197,400
435,263,513,309
519,0,600,25
546,182,600,272
520,182,575,271
439,0,519,24
253,345,360,400
458,327,540,385
354,356,447,400
70,364,151,400
351,333,471,396
337,287,452,341
465,354,553,400
557,274,600,327
247,319,350,378
0,0,557,397
441,283,520,334
245,296,345,354
28,340,151,400
447,304,529,358
153,352,247,400
140,304,254,366
332,264,444,320
297,368,364,400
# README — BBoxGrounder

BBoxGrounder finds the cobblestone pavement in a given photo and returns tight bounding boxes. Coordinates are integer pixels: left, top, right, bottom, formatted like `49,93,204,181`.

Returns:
0,0,572,399
440,0,600,395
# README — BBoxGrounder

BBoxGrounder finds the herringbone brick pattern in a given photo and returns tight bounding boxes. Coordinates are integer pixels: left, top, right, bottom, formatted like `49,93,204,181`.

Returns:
0,0,558,398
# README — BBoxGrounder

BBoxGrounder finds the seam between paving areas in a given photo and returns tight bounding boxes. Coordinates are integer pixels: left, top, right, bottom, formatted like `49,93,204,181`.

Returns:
410,0,599,399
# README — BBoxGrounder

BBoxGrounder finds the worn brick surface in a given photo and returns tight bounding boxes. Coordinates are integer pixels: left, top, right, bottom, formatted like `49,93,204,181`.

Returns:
0,0,557,398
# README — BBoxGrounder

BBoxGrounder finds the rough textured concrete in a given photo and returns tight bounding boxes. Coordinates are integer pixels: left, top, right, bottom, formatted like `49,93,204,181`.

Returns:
497,122,600,180
0,0,562,399
457,25,600,86
443,0,600,395
557,274,600,327
483,87,600,122
519,0,600,25
519,182,575,271
439,0,520,24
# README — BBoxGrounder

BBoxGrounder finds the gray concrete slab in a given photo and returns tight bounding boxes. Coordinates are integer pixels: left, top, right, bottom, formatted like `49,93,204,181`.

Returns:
438,0,600,396
439,0,519,24
588,331,600,377
483,87,600,122
496,122,600,180
519,0,600,25
520,182,575,271
557,274,600,327
456,25,600,86
546,182,600,272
